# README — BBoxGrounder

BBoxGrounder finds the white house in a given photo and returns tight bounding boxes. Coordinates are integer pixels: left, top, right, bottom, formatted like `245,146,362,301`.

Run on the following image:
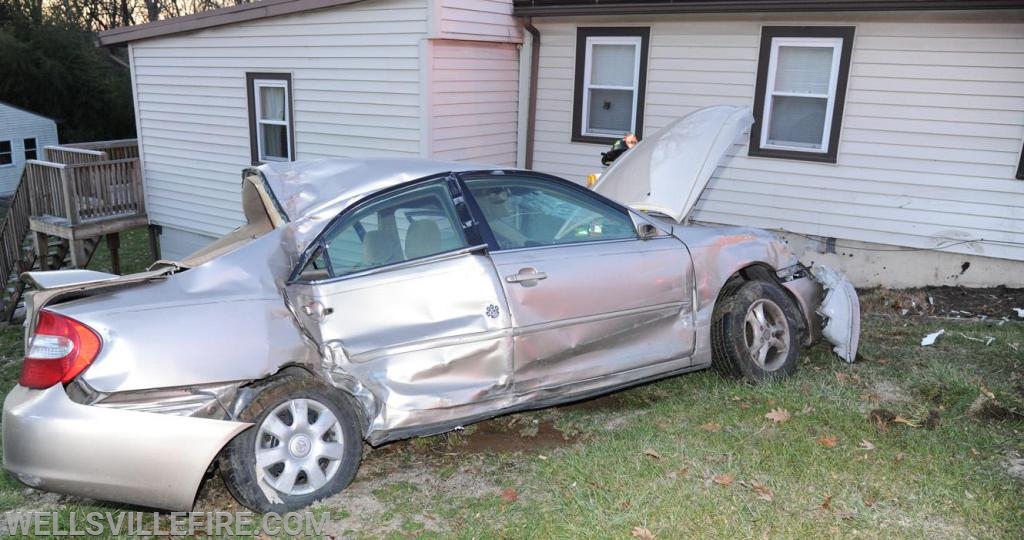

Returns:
101,0,1024,287
0,102,59,196
100,0,523,259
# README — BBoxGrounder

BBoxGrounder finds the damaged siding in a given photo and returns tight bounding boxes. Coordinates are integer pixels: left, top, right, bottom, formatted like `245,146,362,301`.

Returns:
429,40,519,166
130,0,428,253
531,11,1024,261
436,0,522,43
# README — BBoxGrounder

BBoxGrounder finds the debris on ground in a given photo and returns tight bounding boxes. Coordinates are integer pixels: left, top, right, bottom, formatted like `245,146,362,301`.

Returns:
958,332,995,346
921,329,945,346
859,287,1024,320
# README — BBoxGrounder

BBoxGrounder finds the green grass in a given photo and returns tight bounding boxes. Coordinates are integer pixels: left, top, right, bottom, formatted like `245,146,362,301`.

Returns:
0,285,1020,537
84,227,156,275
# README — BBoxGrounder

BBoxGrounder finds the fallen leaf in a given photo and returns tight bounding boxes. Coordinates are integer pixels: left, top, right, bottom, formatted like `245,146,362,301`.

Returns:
970,447,980,457
764,408,791,423
500,487,519,502
643,448,662,460
800,404,814,415
877,358,891,365
817,435,839,448
751,481,774,501
538,455,548,461
739,402,751,410
863,495,877,507
631,526,655,540
698,422,722,432
895,452,906,462
619,501,632,510
837,510,855,520
859,439,876,451
713,474,734,486
836,372,849,384
820,494,832,510
893,416,920,427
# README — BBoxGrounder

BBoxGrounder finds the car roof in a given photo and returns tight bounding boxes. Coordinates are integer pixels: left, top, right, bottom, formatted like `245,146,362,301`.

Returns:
255,158,499,221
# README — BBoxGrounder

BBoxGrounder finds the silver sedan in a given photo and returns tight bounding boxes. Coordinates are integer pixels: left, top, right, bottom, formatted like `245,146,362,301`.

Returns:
3,110,858,513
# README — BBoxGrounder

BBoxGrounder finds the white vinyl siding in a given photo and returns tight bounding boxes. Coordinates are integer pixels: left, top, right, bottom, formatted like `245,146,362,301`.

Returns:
130,0,429,240
531,12,1024,262
429,40,519,166
435,0,522,43
0,103,58,195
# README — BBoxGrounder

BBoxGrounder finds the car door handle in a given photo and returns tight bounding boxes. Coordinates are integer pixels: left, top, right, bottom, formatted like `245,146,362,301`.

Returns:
505,268,548,284
303,301,334,320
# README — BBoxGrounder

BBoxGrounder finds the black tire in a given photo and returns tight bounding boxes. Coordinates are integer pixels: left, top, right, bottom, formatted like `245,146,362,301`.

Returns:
219,373,363,512
711,279,803,382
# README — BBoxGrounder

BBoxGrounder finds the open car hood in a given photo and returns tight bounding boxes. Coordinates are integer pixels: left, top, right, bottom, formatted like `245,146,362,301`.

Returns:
594,105,754,223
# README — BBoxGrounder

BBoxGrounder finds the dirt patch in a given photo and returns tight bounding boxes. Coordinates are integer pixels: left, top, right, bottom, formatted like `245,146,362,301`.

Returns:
456,419,576,453
860,286,1024,320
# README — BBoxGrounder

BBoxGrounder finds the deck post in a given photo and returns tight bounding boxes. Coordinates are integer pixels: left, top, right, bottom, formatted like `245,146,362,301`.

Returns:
33,232,48,270
59,167,79,226
69,239,88,269
148,224,161,261
107,233,121,274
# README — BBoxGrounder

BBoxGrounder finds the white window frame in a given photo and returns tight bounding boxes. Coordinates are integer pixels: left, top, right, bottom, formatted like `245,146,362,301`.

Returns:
0,141,13,167
760,37,843,154
253,78,292,162
581,35,643,138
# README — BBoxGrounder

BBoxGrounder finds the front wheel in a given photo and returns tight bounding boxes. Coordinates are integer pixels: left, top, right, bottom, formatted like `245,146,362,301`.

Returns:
711,279,803,382
219,374,363,512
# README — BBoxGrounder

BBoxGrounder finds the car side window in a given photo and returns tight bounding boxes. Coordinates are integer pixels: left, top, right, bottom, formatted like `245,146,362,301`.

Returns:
464,176,637,250
313,182,468,278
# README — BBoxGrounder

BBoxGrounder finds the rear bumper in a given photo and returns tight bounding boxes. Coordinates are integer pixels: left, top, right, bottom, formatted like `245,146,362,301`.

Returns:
3,384,249,511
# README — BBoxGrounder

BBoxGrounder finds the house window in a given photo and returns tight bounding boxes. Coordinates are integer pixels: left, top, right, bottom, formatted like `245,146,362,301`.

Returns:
0,141,12,166
246,73,294,164
24,138,37,161
749,26,855,163
572,27,650,144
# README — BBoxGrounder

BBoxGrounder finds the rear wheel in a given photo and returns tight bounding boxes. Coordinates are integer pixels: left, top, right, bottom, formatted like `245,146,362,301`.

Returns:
219,374,362,512
711,279,802,382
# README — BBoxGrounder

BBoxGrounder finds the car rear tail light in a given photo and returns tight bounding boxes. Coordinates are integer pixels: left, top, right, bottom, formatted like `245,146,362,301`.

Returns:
19,310,102,389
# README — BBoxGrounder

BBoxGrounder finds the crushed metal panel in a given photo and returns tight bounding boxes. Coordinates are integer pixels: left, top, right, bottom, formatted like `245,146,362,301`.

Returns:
595,105,755,222
811,265,861,362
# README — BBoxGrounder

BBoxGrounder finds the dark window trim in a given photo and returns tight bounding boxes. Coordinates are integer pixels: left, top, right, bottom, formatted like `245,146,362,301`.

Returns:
246,72,296,165
572,27,650,145
1016,140,1024,180
749,26,855,164
0,140,12,166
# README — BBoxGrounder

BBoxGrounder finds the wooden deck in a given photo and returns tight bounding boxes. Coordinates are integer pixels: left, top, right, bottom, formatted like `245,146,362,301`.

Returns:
25,140,151,268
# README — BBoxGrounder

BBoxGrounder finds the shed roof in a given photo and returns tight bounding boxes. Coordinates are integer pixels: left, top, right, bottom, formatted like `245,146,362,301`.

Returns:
99,0,368,46
0,101,55,122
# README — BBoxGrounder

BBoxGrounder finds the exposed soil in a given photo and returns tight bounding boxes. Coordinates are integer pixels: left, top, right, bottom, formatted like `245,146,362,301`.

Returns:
859,286,1024,320
457,419,576,453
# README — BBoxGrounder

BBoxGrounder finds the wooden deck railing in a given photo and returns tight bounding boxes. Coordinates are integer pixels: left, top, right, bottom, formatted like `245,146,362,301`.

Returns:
25,158,145,226
43,146,107,165
61,139,139,161
0,169,34,283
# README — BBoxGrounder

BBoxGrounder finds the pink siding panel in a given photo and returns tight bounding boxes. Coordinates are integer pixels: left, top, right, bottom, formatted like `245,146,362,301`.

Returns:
429,40,519,166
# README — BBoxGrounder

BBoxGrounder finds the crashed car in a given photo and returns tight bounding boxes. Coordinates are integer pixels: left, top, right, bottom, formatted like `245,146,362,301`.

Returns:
3,105,859,513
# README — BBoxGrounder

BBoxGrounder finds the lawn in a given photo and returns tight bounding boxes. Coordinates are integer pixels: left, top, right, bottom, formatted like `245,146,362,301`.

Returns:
0,276,1020,537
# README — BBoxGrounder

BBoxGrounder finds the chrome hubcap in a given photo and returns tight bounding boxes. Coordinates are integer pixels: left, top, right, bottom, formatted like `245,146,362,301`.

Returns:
255,398,344,496
743,299,790,371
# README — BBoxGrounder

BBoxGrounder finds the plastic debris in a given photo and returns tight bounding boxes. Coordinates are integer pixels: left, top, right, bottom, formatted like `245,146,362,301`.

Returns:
1014,308,1024,318
921,329,945,346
